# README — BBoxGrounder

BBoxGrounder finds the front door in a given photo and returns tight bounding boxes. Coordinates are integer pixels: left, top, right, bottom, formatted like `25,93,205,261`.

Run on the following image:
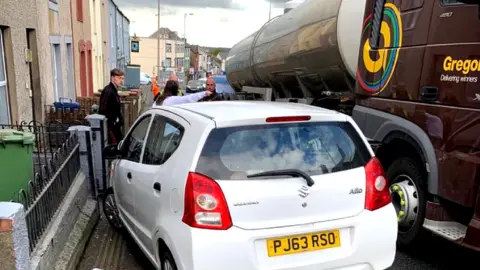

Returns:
132,112,187,257
114,114,152,231
420,0,480,206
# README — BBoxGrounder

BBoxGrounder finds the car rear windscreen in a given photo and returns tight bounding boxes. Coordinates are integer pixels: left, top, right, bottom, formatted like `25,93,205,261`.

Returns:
195,121,371,179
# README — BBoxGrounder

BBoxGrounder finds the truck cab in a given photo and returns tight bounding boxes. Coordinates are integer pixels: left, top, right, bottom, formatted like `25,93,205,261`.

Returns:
353,0,480,249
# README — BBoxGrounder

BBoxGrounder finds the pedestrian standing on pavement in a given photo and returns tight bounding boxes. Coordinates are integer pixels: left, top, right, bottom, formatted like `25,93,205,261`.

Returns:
152,75,160,102
154,80,213,106
168,74,178,81
99,68,124,144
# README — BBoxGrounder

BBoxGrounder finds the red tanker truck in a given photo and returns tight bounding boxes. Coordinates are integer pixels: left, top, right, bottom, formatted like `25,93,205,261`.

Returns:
225,0,480,250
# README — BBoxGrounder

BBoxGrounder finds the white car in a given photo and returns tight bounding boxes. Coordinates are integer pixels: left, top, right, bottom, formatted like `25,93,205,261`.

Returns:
103,101,397,270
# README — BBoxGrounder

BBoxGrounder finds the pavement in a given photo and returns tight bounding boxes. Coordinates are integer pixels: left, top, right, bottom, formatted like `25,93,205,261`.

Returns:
76,212,153,270
77,208,479,270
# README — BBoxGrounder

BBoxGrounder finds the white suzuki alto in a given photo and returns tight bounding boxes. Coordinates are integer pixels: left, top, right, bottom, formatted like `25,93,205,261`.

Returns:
103,101,398,270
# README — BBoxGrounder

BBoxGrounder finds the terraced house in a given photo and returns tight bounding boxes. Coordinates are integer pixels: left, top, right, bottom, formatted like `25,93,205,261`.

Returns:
0,0,130,124
72,0,130,96
0,0,45,123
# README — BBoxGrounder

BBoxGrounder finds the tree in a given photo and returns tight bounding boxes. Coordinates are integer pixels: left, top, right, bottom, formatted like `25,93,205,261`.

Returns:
210,48,222,57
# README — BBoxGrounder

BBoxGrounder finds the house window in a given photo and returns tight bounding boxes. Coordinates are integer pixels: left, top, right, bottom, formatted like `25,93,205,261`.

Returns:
51,43,63,101
175,44,184,53
92,0,97,34
66,42,75,99
175,58,184,68
165,58,171,67
76,0,83,22
0,29,10,124
166,43,172,53
49,0,59,11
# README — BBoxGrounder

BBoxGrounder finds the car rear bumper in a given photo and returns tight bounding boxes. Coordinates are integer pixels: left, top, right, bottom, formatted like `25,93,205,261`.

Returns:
182,203,397,270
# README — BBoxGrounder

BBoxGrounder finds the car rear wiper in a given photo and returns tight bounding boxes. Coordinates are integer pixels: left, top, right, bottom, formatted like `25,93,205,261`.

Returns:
247,169,315,187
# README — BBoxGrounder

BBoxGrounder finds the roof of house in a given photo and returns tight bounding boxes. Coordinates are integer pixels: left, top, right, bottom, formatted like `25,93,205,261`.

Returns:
149,28,183,40
218,52,228,59
189,45,199,53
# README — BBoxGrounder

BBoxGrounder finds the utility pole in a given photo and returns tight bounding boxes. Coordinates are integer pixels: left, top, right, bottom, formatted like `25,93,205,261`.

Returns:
157,0,160,76
268,0,272,20
184,13,193,73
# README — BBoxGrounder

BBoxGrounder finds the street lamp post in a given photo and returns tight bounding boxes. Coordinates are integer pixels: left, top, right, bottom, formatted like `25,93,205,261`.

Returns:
184,13,193,74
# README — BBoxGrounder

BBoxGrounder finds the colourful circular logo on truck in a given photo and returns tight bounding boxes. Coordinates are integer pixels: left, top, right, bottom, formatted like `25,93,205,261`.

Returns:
357,3,403,94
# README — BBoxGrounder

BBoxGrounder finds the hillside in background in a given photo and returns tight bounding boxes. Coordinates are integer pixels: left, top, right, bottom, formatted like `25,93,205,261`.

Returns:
200,46,230,53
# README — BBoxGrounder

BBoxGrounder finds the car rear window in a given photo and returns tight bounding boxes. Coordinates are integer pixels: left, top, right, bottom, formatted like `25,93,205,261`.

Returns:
195,121,371,179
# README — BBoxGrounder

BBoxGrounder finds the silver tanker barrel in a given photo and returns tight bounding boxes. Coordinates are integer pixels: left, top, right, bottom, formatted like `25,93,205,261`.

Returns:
226,0,366,100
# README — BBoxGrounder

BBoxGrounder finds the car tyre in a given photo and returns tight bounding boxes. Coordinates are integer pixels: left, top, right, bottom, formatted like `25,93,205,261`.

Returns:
160,250,178,270
387,157,426,249
102,187,124,232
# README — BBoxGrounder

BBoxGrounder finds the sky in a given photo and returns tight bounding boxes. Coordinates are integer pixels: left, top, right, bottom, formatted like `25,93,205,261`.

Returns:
116,0,288,48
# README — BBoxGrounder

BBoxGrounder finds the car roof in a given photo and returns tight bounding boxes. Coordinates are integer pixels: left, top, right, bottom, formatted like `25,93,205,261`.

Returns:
156,101,345,123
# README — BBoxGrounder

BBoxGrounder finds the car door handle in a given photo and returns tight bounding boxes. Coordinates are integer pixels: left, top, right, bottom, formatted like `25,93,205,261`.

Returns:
127,172,132,179
153,182,161,192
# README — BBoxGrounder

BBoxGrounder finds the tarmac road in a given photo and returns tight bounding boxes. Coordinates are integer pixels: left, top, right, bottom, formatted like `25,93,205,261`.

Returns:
77,214,478,270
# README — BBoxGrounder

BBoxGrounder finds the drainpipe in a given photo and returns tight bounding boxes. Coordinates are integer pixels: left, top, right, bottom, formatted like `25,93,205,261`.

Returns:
70,0,78,98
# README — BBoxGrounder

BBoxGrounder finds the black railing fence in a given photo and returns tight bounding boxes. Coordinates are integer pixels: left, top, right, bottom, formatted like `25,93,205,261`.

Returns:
0,121,81,252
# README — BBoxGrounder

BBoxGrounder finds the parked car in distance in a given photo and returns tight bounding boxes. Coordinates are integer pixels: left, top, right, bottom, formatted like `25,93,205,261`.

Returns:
102,101,398,270
186,80,205,93
212,75,235,94
140,72,152,85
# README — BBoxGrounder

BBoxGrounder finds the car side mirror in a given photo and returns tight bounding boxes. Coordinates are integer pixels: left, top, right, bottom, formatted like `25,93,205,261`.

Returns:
104,144,120,160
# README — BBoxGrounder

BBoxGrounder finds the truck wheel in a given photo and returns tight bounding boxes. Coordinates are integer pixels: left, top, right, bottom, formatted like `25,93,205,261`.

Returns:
387,157,426,248
102,187,124,232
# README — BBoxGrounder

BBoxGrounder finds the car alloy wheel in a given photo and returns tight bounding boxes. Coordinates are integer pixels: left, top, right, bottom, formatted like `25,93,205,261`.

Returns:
103,191,123,230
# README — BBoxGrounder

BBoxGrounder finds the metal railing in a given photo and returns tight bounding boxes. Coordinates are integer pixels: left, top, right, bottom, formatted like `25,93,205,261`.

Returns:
0,121,81,252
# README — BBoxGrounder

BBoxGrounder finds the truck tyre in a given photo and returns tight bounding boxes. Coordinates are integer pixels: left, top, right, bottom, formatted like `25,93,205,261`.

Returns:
102,187,124,232
387,157,426,248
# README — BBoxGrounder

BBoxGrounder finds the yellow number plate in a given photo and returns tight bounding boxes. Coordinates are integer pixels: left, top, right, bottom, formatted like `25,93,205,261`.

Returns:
266,230,341,257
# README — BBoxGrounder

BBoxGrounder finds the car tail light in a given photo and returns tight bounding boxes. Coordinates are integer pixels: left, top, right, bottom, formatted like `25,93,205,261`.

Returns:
266,115,311,123
182,172,232,230
364,157,391,211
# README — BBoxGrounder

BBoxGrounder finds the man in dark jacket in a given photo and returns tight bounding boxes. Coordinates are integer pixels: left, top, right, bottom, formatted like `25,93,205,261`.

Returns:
99,68,124,144
199,77,225,101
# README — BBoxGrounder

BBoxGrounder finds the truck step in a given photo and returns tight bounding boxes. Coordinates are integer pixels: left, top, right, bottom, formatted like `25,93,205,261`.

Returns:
423,218,467,241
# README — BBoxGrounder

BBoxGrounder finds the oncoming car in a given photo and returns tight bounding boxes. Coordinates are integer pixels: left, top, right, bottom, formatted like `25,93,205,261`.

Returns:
102,101,397,270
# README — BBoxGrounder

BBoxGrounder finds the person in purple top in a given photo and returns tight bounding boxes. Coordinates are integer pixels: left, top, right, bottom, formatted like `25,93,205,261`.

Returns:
154,80,213,106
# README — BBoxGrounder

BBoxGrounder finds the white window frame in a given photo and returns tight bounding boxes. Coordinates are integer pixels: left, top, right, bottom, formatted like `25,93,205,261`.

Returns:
0,30,11,124
50,36,63,101
48,0,59,12
65,37,75,99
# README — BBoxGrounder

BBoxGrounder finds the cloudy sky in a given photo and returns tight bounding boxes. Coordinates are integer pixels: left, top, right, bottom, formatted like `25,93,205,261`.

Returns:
116,0,288,48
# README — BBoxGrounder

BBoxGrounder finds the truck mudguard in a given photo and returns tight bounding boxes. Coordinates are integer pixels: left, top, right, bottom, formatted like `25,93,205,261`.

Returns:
352,105,439,195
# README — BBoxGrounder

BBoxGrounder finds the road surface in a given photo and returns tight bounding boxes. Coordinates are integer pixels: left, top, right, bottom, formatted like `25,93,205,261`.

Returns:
77,214,478,270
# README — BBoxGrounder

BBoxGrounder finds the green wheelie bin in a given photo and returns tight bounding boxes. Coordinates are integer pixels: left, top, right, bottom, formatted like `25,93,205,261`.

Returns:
0,129,35,201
